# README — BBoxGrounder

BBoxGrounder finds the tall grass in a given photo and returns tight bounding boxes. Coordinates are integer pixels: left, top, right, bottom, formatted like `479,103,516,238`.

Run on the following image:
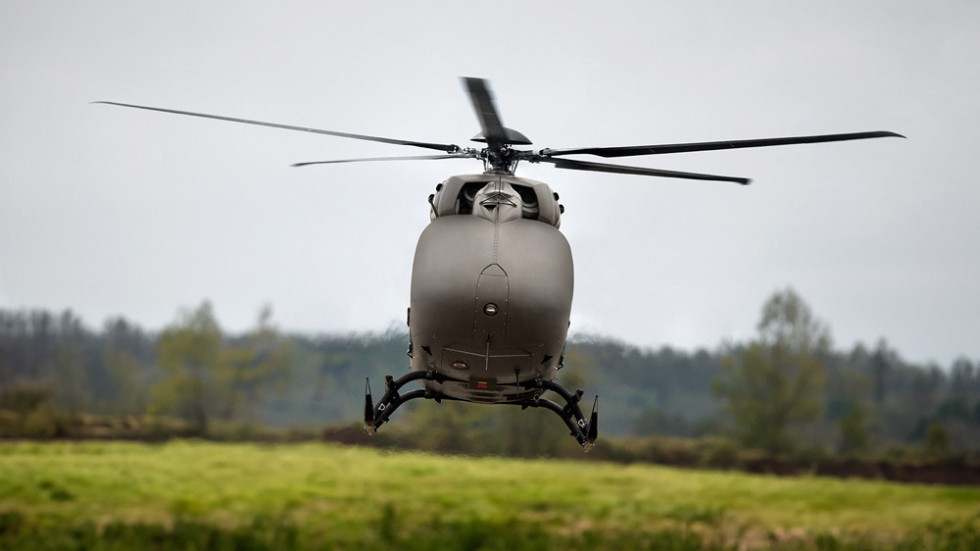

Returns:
1,441,978,549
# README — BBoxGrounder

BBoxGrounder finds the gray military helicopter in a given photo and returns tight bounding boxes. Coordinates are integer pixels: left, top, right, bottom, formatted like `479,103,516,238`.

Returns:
97,78,902,451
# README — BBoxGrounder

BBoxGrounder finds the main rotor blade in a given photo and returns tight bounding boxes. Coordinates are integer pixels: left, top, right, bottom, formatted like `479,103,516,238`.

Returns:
292,153,478,167
462,77,508,149
543,130,905,158
538,157,751,185
93,101,461,153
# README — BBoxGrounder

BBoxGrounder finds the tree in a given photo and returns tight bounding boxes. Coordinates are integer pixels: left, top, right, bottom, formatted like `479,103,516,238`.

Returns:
151,302,223,433
838,400,870,455
713,288,828,454
950,358,977,399
871,339,893,405
217,305,291,420
151,303,292,432
924,422,950,459
101,317,153,415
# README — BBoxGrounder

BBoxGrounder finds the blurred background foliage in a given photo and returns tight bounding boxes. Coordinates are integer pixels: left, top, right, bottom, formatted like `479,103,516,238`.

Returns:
2,289,980,475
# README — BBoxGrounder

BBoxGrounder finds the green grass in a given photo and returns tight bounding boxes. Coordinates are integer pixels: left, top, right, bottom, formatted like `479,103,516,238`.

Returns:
0,440,978,549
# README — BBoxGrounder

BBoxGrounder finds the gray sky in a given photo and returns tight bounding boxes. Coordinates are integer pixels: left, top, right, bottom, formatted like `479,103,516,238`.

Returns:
2,1,978,366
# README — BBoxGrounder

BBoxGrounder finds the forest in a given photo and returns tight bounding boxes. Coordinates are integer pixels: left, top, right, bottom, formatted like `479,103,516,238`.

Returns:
2,289,979,473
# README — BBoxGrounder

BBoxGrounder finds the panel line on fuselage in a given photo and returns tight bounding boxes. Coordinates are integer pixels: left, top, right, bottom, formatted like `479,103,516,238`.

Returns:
442,346,532,360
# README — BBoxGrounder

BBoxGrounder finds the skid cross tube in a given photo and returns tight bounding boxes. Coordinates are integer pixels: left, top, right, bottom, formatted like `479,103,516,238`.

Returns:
363,370,598,452
516,378,598,452
364,370,445,433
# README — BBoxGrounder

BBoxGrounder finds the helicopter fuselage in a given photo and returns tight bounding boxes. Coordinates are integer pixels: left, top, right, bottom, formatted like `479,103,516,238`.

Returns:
407,173,572,404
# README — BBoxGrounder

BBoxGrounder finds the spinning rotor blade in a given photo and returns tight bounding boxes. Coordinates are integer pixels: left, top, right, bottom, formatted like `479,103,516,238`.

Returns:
93,101,461,153
462,77,509,149
543,130,905,158
292,153,478,167
539,157,751,185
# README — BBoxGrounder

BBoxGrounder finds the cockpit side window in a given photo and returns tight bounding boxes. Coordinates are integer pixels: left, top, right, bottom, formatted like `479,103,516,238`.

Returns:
531,183,562,228
513,185,539,220
455,182,487,215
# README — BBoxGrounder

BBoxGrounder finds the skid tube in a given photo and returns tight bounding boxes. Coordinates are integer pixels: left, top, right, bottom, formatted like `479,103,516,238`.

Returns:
364,371,598,452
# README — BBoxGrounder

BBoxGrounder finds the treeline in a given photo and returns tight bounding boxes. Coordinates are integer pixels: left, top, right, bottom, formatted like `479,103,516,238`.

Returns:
2,291,979,466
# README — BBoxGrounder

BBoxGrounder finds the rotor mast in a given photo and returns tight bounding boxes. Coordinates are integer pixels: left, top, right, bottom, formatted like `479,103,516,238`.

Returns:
463,77,531,175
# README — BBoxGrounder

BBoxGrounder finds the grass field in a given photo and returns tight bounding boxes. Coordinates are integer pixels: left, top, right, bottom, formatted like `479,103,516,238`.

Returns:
0,440,978,550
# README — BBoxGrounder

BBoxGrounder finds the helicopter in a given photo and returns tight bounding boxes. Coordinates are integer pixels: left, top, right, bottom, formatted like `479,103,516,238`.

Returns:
97,78,903,452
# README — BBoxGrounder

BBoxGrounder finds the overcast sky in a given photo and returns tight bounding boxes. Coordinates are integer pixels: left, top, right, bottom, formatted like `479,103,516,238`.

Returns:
2,1,978,366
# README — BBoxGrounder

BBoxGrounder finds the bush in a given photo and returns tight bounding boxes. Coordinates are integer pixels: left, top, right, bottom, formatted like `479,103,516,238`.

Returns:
696,436,741,469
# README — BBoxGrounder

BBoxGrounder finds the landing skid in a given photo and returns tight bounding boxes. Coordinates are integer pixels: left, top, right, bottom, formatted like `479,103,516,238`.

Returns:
364,370,598,452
